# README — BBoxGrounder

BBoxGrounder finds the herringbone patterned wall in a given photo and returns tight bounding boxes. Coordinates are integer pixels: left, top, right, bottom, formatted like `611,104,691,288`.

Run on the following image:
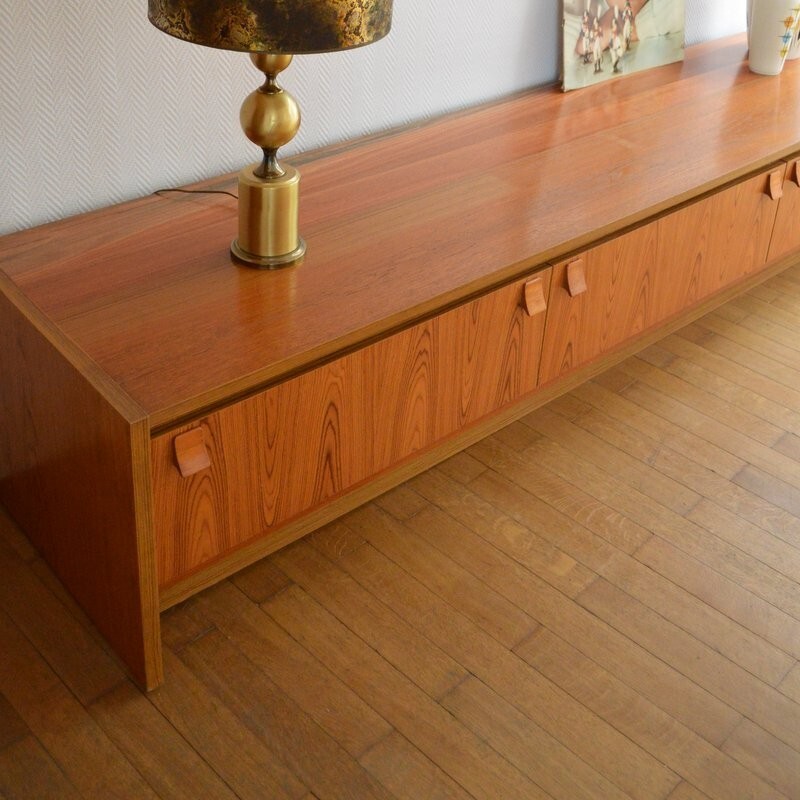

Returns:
0,1,744,234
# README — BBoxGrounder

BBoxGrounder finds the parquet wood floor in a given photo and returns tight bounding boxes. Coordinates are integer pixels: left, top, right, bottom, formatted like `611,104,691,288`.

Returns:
4,264,800,799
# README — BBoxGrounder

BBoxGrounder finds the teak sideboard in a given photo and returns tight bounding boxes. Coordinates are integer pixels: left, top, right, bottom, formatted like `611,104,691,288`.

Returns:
2,36,800,690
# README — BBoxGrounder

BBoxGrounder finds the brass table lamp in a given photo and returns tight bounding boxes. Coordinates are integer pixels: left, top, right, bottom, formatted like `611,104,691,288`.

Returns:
148,0,393,268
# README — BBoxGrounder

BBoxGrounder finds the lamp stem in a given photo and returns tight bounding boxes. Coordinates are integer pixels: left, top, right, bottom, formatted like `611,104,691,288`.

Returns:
232,53,305,268
255,148,284,180
253,66,287,179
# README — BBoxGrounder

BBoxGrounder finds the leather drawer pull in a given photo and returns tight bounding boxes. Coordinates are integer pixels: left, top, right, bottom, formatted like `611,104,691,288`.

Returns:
792,161,800,188
567,259,588,298
523,276,547,316
174,428,212,478
768,169,784,200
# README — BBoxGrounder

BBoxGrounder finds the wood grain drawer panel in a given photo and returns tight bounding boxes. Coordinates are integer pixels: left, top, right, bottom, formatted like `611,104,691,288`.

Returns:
151,270,552,587
539,167,783,385
700,166,784,292
539,221,658,385
651,167,781,320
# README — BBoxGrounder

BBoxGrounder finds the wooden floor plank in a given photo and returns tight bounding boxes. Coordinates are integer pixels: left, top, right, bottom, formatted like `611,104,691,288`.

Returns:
615,373,800,491
0,737,83,800
170,579,396,758
435,450,488,484
762,272,800,298
359,731,475,800
411,470,597,600
320,513,536,652
271,533,468,701
686,491,800,570
467,438,652,556
734,464,800,520
263,582,556,800
230,557,293,605
331,506,682,800
662,509,800,623
522,406,702,515
666,784,712,800
440,676,635,800
0,508,35,565
0,691,28,752
578,579,800,754
0,536,125,705
89,681,241,800
574,378,746,479
548,398,800,569
624,354,784,446
689,482,800,564
488,418,544,452
675,319,800,398
654,335,800,434
512,410,800,620
779,664,800,704
508,432,800,623
746,281,781,304
597,548,792,685
150,648,310,800
634,535,800,660
464,436,793,685
0,610,158,800
767,285,800,316
408,468,741,746
732,301,800,355
775,431,800,461
764,269,800,290
373,484,431,522
516,629,784,800
176,631,396,800
695,312,800,374
721,719,800,799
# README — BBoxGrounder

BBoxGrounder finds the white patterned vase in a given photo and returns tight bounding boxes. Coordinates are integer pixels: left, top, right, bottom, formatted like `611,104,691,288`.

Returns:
788,16,800,58
748,0,800,74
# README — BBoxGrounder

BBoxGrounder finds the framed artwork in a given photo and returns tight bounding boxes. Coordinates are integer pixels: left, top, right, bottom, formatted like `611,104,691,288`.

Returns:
562,0,685,91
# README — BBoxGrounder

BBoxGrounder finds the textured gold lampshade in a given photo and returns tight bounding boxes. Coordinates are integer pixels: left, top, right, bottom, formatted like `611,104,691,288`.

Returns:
148,0,393,53
148,0,394,268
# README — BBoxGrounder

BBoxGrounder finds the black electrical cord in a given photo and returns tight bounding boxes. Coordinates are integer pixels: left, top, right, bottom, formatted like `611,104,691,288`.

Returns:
153,187,238,200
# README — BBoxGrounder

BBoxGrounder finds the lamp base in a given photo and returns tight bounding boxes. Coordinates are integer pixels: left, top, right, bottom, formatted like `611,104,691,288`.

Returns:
232,162,306,269
231,237,307,269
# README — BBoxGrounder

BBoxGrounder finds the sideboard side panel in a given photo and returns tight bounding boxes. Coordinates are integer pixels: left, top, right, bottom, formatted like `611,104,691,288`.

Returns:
0,276,162,690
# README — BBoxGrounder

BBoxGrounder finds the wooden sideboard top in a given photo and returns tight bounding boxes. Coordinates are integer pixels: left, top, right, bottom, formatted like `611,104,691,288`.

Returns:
2,35,799,428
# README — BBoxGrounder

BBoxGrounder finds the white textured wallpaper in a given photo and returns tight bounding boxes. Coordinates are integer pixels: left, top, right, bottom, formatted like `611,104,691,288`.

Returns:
0,1,745,235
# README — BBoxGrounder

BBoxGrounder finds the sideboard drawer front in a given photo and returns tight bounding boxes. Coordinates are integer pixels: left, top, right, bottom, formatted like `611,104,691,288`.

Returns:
539,167,783,385
701,166,785,291
539,221,659,385
151,269,552,587
651,166,783,321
